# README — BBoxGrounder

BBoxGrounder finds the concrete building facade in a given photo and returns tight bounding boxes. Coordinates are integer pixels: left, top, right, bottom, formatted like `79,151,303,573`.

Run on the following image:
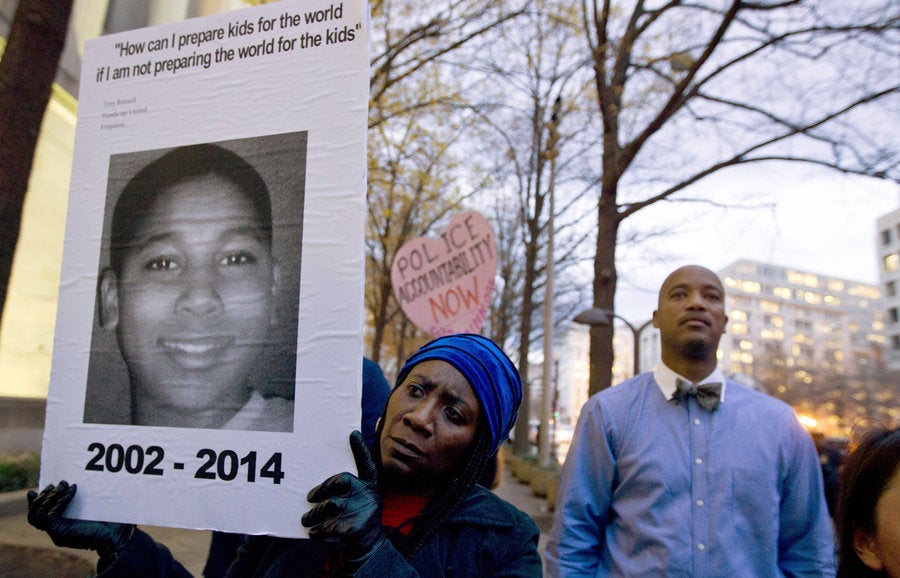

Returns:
717,259,891,435
877,207,900,372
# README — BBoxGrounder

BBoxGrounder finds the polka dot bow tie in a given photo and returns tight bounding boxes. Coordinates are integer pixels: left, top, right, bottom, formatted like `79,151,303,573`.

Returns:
673,379,722,412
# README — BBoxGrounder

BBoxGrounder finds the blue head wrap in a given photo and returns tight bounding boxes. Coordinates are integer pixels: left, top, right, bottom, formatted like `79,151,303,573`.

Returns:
395,333,522,455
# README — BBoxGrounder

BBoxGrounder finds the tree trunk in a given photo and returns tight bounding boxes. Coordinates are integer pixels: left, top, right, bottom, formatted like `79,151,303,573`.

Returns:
512,242,538,455
0,0,74,323
369,266,393,364
589,183,620,396
512,117,549,455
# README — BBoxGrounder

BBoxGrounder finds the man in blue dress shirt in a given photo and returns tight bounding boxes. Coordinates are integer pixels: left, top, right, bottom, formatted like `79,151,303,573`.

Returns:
545,265,835,577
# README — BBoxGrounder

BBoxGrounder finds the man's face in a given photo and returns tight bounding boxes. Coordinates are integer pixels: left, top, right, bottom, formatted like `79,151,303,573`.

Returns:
379,360,481,496
652,266,728,362
100,173,277,418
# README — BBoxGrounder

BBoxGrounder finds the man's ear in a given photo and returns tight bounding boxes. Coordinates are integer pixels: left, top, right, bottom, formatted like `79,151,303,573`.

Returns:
854,528,885,572
652,310,659,328
98,268,120,330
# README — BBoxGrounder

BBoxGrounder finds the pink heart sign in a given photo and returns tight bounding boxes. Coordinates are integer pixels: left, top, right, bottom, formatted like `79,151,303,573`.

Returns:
391,211,497,337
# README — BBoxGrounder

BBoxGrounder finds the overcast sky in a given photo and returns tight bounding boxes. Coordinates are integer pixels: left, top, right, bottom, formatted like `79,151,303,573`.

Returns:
604,164,900,323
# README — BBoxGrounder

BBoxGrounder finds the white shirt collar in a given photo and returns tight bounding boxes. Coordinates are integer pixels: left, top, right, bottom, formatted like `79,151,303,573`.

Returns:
654,362,727,403
222,390,293,431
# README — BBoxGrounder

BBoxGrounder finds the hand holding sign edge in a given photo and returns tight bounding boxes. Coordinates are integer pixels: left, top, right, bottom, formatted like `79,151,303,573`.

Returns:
302,430,386,568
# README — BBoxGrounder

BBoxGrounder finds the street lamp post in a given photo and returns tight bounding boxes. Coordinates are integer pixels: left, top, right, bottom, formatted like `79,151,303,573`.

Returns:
573,308,653,377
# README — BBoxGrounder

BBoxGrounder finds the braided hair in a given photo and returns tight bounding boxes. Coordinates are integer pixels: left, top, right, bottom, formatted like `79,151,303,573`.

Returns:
400,426,493,558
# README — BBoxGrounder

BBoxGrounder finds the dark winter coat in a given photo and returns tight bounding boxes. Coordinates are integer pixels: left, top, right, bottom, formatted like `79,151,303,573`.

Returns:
99,484,542,577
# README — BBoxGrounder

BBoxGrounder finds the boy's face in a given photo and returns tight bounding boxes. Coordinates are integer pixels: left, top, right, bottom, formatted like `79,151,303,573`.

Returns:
100,173,278,416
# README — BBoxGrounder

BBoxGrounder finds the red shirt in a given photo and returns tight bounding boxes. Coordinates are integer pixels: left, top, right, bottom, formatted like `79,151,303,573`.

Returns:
321,492,431,575
381,492,431,535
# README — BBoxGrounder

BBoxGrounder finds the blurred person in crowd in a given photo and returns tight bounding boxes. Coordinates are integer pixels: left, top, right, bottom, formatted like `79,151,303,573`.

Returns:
835,426,900,578
812,431,844,518
545,265,834,577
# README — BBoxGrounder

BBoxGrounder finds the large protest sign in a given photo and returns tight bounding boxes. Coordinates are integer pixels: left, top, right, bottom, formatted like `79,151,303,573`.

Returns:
391,212,497,337
39,0,368,538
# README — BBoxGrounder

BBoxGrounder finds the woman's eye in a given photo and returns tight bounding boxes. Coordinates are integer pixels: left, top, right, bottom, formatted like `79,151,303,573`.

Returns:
146,257,179,271
221,252,256,266
444,407,465,424
407,383,424,398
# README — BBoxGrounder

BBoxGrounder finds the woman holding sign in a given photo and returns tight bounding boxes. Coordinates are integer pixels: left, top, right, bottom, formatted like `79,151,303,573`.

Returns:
28,333,542,576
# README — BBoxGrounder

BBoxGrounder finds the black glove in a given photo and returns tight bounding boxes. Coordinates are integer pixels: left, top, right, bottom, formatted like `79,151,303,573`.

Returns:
27,481,134,562
302,430,386,568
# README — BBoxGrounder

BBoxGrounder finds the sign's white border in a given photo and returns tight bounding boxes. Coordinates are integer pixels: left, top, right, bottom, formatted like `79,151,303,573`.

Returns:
39,0,368,538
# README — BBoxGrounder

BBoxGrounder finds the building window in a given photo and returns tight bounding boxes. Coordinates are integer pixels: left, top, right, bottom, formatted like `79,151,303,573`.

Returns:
798,291,822,305
761,328,784,340
892,334,900,351
888,281,897,298
883,228,893,246
731,323,748,335
886,253,900,273
788,271,819,287
891,308,899,324
849,284,881,299
759,265,783,279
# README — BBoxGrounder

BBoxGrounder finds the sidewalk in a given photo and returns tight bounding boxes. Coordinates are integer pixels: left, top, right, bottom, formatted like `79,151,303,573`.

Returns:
493,462,555,552
0,466,553,575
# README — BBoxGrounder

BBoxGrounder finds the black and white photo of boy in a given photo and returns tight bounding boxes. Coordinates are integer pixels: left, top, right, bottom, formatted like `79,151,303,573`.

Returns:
83,133,306,432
